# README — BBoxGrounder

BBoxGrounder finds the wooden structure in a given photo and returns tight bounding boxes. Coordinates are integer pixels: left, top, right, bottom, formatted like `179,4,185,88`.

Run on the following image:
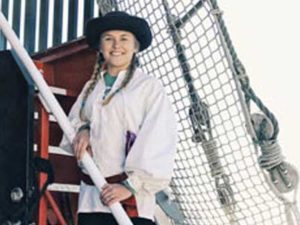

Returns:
0,0,96,53
32,37,96,225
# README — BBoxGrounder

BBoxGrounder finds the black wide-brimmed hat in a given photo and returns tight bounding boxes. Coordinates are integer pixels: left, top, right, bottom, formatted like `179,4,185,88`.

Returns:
85,11,152,51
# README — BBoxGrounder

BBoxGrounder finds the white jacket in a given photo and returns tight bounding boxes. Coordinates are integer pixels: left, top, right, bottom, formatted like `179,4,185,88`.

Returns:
60,68,177,220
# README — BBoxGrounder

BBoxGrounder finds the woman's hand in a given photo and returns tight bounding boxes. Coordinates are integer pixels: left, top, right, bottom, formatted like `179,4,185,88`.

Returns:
100,183,132,206
72,129,92,160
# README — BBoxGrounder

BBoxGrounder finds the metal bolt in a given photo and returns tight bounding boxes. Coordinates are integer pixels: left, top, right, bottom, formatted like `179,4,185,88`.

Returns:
10,187,24,203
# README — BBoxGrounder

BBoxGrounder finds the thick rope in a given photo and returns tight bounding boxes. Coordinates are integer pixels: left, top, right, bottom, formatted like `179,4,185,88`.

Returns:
209,0,280,140
251,113,294,190
208,1,299,224
258,141,283,171
202,138,235,221
202,139,223,177
240,80,280,139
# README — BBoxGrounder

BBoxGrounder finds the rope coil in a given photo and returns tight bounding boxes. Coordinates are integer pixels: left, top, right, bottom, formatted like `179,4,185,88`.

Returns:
202,139,223,177
258,141,283,170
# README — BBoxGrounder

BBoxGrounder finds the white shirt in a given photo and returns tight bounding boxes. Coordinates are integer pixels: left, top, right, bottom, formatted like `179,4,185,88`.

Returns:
60,68,177,220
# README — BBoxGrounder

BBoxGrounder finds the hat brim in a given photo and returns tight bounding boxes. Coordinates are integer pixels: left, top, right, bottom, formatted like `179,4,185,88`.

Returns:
85,15,152,52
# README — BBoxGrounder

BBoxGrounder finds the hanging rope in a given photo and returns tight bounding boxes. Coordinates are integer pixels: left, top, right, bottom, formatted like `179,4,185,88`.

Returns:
208,1,299,224
189,93,236,223
250,113,298,193
209,0,279,140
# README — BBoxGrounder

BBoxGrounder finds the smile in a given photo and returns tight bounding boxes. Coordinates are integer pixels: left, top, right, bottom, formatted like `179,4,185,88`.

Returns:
111,51,123,56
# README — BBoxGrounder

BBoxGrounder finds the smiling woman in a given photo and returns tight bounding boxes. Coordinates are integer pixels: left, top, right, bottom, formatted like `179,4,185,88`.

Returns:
100,30,139,76
1,0,299,224
59,11,177,225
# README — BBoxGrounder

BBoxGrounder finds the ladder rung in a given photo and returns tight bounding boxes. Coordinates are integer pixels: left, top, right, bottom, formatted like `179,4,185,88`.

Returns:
34,144,74,157
48,183,79,193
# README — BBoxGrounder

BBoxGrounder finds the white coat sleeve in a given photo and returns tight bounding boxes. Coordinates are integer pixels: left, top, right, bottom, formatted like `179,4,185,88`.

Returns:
59,80,92,154
124,79,177,194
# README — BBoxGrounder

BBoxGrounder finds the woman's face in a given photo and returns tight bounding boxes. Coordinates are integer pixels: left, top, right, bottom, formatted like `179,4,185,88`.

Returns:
100,30,138,75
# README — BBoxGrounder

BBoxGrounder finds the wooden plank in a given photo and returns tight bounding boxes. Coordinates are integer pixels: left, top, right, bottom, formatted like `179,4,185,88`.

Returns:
0,0,9,50
68,0,79,41
32,37,91,63
53,0,63,46
83,0,95,33
38,0,49,51
49,154,80,184
12,0,21,37
24,0,37,54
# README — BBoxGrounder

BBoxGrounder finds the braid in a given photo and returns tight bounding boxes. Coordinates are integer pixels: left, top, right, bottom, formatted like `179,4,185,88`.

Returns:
121,53,138,88
102,53,137,106
79,52,104,121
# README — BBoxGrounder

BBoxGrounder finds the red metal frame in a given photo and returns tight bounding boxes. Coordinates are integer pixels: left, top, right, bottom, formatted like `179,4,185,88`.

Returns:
37,100,49,225
45,191,67,225
36,76,69,225
33,38,96,225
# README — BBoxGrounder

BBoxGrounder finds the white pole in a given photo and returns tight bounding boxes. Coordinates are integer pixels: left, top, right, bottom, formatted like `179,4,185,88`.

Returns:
0,11,133,225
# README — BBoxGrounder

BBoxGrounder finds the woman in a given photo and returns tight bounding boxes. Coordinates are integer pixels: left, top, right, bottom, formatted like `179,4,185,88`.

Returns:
60,11,177,225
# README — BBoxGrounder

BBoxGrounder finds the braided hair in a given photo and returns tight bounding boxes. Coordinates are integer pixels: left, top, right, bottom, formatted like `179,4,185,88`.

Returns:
79,51,138,121
79,52,104,121
102,53,137,105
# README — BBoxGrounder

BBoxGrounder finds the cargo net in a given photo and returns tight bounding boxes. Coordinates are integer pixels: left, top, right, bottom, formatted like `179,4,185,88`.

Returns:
99,0,299,224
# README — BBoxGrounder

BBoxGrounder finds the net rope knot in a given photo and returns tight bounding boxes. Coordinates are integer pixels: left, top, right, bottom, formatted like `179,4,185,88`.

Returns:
251,113,297,192
259,141,283,171
202,139,223,177
202,139,235,209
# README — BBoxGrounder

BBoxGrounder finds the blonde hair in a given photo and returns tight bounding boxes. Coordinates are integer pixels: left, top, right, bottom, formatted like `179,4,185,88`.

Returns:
79,52,103,121
79,52,138,121
102,53,137,105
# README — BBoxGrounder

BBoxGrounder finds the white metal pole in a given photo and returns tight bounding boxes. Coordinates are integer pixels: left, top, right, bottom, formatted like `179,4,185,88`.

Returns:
0,11,133,225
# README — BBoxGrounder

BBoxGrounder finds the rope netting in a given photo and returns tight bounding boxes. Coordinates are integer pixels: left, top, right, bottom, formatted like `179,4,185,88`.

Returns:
0,0,298,224
96,0,300,224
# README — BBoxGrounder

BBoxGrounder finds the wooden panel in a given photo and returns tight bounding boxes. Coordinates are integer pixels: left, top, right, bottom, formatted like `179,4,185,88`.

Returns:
32,38,97,92
24,0,37,54
12,0,21,37
51,50,95,91
53,0,63,46
49,154,81,184
68,0,79,41
39,0,50,51
83,0,95,33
